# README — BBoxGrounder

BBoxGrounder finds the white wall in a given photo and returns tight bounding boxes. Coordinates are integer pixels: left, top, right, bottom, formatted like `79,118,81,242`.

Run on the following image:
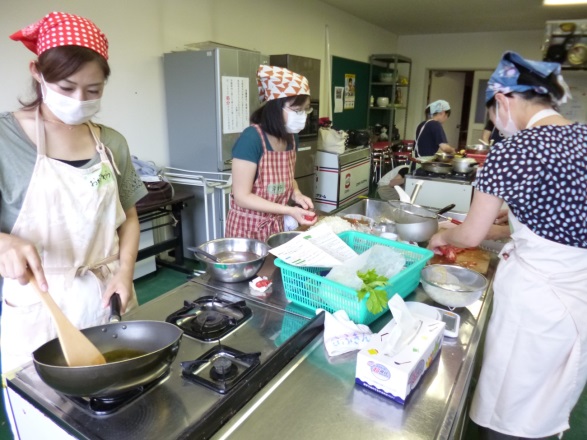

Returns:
1,0,397,166
397,30,544,139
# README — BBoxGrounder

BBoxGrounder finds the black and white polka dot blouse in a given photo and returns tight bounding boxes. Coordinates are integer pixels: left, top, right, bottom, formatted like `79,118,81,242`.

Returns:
474,123,587,248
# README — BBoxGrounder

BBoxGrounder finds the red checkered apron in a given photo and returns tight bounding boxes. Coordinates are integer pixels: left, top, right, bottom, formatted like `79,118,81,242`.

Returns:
225,125,296,242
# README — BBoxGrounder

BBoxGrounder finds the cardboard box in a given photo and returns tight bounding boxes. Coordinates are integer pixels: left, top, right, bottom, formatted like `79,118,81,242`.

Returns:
355,316,445,405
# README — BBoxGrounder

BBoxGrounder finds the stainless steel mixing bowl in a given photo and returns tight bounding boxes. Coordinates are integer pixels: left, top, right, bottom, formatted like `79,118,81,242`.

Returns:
192,237,269,283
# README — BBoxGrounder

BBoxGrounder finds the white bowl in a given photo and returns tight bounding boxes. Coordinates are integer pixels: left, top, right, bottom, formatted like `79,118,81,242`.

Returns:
404,301,441,320
376,97,390,107
420,264,487,308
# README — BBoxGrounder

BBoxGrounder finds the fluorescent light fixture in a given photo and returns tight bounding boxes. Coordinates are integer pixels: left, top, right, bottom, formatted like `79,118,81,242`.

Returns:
544,0,587,5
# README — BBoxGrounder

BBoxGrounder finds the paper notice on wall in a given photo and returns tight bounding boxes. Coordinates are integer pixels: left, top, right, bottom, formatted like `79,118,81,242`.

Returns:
344,74,356,110
222,76,249,134
334,86,344,113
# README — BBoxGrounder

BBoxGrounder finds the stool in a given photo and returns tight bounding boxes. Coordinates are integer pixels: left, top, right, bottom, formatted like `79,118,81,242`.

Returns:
391,151,411,168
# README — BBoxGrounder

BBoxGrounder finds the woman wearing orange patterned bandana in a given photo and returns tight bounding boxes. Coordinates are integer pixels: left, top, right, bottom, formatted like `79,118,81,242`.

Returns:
0,12,147,378
225,65,317,242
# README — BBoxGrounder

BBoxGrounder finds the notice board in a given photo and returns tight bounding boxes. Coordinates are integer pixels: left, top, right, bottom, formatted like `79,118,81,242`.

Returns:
331,56,370,130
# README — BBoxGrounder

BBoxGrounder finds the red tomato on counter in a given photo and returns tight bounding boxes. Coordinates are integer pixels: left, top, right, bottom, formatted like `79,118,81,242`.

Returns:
255,279,270,288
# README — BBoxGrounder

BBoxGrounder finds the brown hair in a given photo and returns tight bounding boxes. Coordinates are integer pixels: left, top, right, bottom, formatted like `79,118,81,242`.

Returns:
20,46,111,109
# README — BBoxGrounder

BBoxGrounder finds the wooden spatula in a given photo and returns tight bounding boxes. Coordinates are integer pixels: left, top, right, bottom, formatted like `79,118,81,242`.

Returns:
29,273,106,367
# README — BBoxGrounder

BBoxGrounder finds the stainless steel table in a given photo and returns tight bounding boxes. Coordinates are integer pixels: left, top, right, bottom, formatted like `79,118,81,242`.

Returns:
193,255,498,440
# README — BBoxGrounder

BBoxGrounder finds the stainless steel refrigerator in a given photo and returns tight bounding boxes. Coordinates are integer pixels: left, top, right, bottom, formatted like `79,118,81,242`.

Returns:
269,54,321,200
163,48,268,254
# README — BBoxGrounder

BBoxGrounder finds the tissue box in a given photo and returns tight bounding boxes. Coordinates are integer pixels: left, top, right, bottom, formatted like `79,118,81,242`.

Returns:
355,316,445,405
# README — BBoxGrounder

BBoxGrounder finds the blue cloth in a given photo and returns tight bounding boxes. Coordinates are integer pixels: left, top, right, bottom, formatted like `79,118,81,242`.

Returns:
131,155,160,177
486,51,570,104
415,120,447,157
474,123,587,248
427,100,450,115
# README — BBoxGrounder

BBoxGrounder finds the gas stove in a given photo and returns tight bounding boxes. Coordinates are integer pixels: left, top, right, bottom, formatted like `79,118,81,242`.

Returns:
6,282,323,440
413,167,476,183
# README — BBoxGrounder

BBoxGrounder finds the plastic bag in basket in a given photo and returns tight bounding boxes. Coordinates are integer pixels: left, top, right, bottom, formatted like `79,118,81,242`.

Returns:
325,245,406,291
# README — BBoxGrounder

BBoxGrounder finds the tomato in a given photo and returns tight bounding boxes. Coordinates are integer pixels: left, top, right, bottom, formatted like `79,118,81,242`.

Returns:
255,279,270,288
303,213,316,221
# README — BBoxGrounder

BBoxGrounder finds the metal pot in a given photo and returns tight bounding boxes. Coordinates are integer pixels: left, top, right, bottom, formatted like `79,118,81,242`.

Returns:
32,297,183,398
465,144,490,155
388,201,438,242
434,151,454,163
423,161,453,174
191,237,269,283
452,157,479,174
408,157,453,174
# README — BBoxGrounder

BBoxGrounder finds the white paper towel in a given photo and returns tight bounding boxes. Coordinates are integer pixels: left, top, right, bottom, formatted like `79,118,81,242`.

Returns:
319,309,374,357
381,295,422,357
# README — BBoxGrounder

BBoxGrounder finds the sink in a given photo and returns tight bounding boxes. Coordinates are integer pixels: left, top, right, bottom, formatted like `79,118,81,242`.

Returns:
333,199,466,223
333,199,396,223
333,198,505,252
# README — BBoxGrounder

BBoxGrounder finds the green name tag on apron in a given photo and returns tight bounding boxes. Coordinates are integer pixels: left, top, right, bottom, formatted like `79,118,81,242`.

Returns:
86,163,115,189
267,182,286,195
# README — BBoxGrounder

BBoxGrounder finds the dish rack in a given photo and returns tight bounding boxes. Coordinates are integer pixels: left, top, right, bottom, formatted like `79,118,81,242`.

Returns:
274,231,433,325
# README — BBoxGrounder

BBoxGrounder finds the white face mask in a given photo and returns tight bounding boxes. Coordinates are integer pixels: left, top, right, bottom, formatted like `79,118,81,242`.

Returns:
494,100,519,138
41,76,101,125
285,110,307,134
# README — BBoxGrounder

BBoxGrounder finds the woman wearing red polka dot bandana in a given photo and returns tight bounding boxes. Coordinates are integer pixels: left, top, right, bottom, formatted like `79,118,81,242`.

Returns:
0,11,147,383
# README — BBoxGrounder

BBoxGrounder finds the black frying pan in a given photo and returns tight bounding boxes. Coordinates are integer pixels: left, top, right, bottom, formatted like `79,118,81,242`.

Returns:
32,294,183,398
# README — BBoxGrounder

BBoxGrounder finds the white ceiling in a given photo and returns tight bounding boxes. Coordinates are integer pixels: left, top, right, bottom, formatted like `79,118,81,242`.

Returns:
319,0,587,35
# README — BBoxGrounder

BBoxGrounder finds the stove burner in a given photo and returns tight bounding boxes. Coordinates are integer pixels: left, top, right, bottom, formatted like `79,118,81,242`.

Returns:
166,296,252,341
414,168,475,182
180,345,261,394
210,357,238,381
66,373,167,416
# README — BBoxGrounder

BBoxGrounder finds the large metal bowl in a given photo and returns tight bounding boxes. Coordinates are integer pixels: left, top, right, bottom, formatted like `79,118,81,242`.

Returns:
420,264,488,308
192,238,269,283
266,231,302,249
387,201,438,242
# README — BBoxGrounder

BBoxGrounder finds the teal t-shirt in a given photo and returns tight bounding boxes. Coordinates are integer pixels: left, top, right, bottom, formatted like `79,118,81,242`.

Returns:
232,126,299,165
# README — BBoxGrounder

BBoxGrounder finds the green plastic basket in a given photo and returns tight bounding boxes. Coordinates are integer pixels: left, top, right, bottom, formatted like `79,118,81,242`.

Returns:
274,231,433,325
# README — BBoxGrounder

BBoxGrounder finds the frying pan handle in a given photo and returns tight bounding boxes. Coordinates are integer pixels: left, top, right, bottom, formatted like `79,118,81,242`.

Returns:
109,293,122,323
407,156,421,163
436,204,456,216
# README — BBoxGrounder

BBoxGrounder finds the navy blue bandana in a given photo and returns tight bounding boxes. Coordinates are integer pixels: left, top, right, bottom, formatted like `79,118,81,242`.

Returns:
486,51,571,105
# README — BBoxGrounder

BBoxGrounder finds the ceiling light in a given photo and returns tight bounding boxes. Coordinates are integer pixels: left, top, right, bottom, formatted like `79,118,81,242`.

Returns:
544,0,587,5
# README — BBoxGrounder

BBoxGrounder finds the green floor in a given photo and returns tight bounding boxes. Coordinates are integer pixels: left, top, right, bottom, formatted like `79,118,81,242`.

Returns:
1,261,587,439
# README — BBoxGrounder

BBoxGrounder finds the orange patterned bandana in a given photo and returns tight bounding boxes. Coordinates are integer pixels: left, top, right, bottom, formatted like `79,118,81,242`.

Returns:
10,11,109,60
257,65,310,102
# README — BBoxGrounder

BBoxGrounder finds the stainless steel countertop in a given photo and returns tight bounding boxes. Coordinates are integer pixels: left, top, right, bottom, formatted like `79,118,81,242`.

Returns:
202,254,498,440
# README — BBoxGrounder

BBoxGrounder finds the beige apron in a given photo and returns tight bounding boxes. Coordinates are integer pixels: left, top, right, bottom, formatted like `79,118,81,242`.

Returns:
1,111,136,374
470,213,587,437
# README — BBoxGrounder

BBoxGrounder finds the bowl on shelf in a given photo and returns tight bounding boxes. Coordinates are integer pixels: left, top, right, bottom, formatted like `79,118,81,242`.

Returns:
376,97,390,107
378,72,394,83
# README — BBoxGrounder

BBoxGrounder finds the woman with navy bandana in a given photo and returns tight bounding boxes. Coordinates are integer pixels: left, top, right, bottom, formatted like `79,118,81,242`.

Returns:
429,51,587,439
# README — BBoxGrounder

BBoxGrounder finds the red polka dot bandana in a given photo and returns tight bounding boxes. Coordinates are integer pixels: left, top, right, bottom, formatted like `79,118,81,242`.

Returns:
10,12,108,60
257,65,310,102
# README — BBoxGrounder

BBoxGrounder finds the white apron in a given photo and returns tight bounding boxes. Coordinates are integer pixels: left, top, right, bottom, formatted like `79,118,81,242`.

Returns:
470,213,587,437
1,111,136,374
